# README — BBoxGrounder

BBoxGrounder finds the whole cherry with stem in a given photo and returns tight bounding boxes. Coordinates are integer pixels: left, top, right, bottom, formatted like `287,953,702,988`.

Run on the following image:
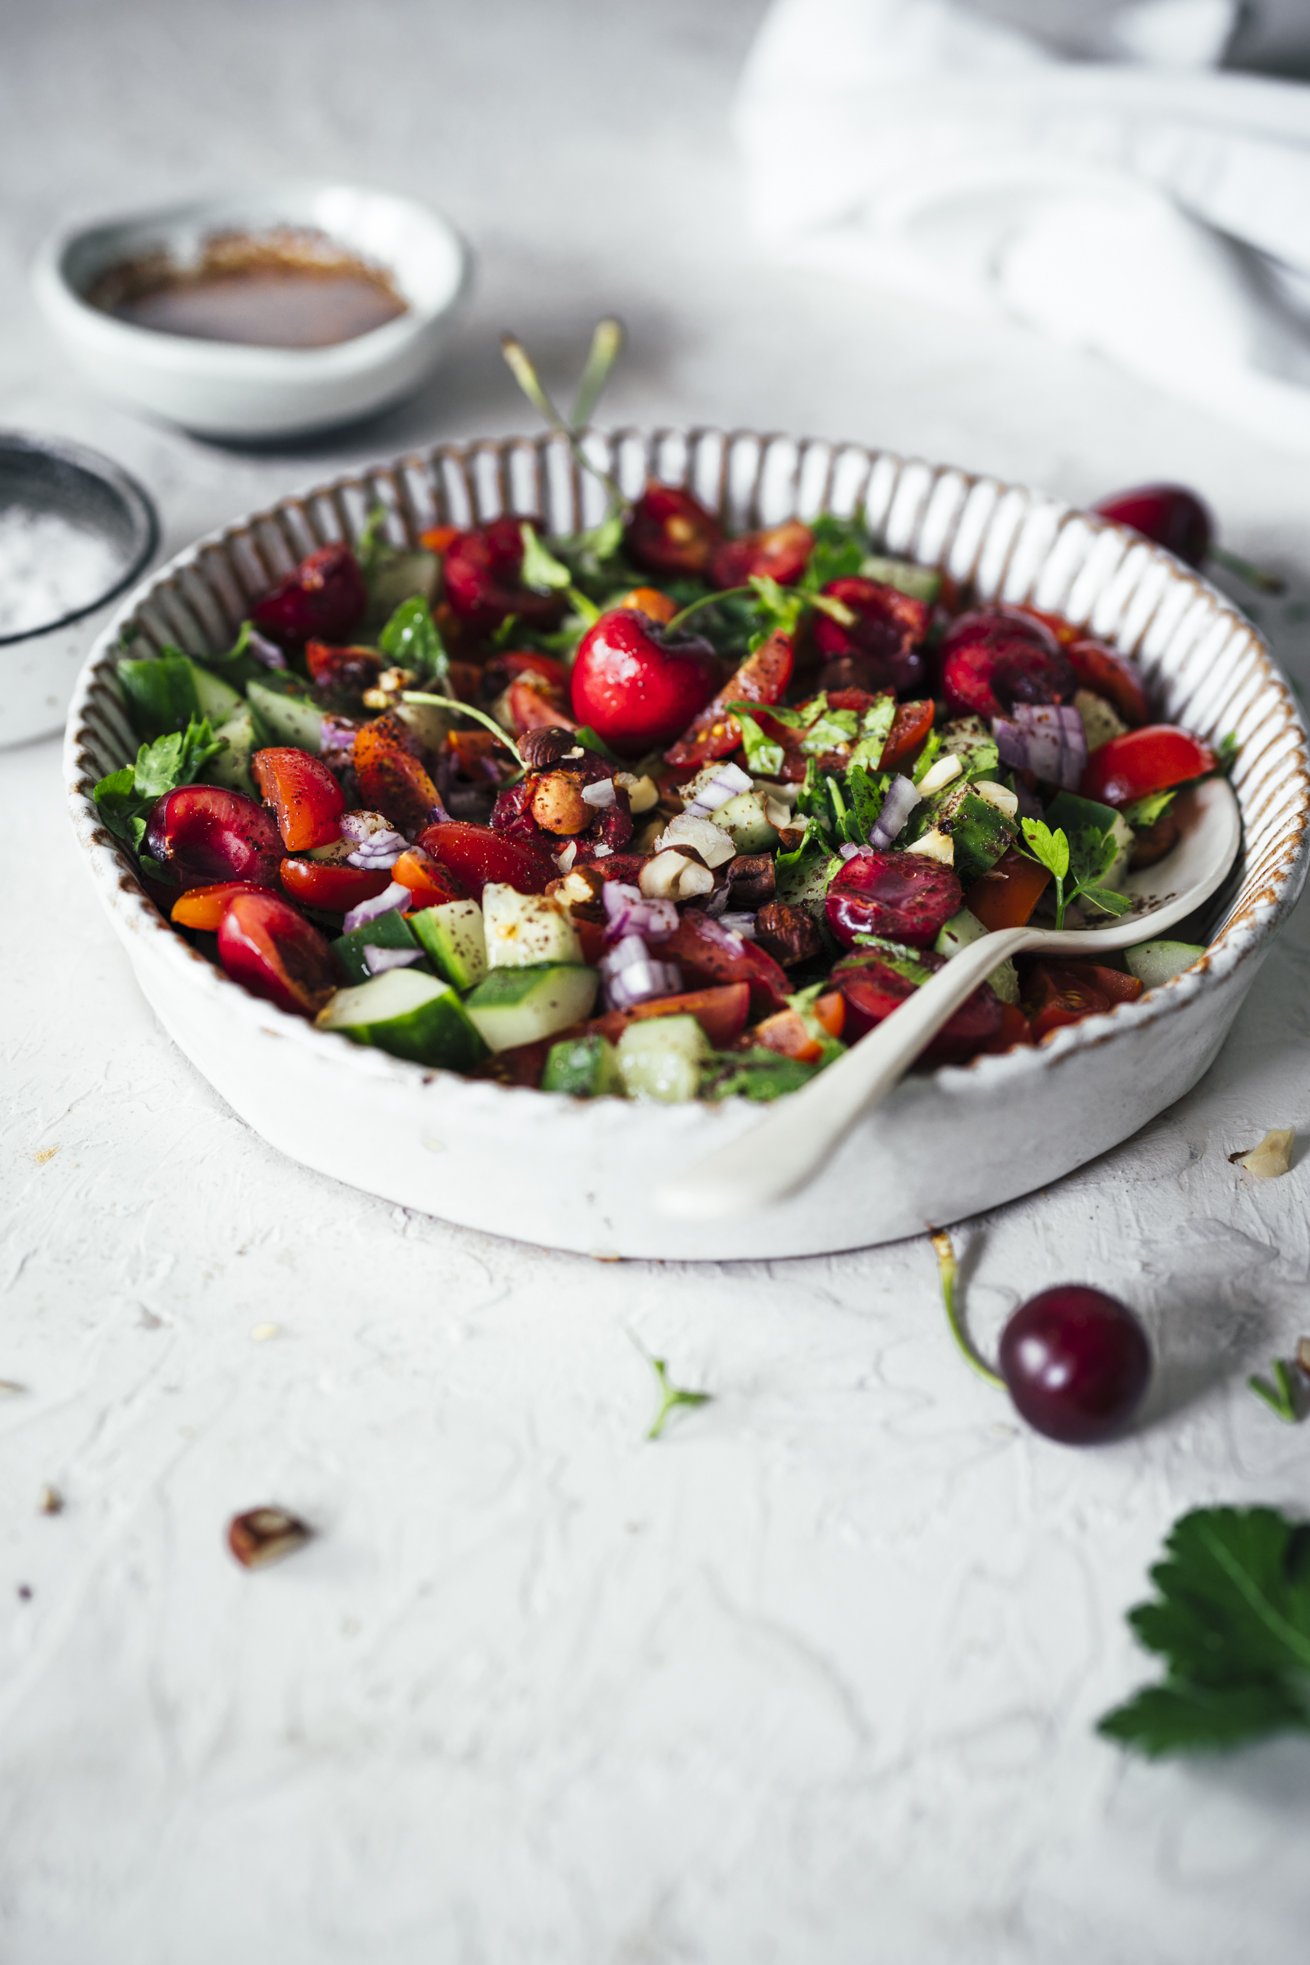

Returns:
1095,483,1283,596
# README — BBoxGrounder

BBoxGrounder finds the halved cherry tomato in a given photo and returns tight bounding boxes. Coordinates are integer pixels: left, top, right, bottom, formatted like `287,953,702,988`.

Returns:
710,520,813,591
216,890,335,1018
665,628,795,769
419,523,461,555
252,747,346,851
485,649,570,695
353,715,444,834
966,849,1051,932
591,982,752,1049
390,846,468,910
505,677,578,735
625,483,723,577
980,1002,1034,1053
1081,724,1216,805
1066,638,1150,726
878,699,936,773
753,990,846,1063
1025,962,1140,1041
616,587,678,624
1067,962,1144,1005
279,858,392,913
656,913,789,1015
171,881,276,932
417,820,556,895
250,541,366,647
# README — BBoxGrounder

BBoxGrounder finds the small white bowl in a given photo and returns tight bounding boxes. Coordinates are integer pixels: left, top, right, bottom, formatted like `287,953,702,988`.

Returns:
1,432,157,748
34,182,472,440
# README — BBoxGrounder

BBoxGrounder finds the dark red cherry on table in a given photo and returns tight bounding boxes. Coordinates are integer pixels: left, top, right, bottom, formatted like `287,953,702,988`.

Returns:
146,786,283,889
570,608,721,757
833,947,1001,1061
252,747,345,852
442,516,568,634
812,578,930,697
1094,484,1211,568
825,850,962,950
709,520,813,590
939,609,1075,720
998,1285,1152,1444
417,819,557,895
624,483,724,577
216,890,336,1019
251,542,367,647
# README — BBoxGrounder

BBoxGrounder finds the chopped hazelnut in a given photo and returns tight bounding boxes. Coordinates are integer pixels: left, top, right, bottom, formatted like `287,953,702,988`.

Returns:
227,1506,312,1571
531,771,591,836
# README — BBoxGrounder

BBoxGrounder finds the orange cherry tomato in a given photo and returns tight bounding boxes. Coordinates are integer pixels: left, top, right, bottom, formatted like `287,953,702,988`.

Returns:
665,629,795,769
590,983,752,1049
353,715,444,834
419,523,461,555
753,990,846,1063
879,699,937,774
171,882,274,932
390,847,468,910
251,747,346,851
966,849,1051,932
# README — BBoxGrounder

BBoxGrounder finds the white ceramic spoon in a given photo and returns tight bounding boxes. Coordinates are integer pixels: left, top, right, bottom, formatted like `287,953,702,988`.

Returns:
657,778,1242,1221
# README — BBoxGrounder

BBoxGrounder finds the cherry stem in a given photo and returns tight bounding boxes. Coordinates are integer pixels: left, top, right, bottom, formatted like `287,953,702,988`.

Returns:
501,325,627,511
401,693,524,771
931,1230,1004,1390
664,585,754,634
1211,546,1285,596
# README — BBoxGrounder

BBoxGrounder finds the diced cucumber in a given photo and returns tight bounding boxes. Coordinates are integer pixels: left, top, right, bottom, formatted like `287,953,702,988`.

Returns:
934,908,1020,1006
616,1015,708,1103
331,909,426,985
411,899,487,990
1074,688,1127,753
187,661,244,726
482,884,582,969
367,548,439,626
394,697,451,752
542,1032,622,1097
317,970,487,1069
711,789,781,854
860,554,942,603
940,715,1000,782
1125,939,1206,990
936,787,1013,882
248,675,326,754
464,964,599,1052
1046,790,1134,888
207,704,258,794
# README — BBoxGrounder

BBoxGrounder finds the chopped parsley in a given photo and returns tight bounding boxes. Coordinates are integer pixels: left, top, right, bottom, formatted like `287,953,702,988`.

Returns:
378,595,449,684
1018,818,1131,930
93,718,225,863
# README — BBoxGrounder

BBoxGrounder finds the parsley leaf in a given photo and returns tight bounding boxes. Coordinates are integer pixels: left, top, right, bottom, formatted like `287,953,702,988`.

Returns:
1121,788,1176,832
801,513,869,589
1216,731,1240,774
1098,1506,1310,1757
378,596,449,684
117,652,202,739
93,718,225,863
518,524,574,595
701,1047,822,1101
1020,818,1071,882
1017,818,1131,929
633,1342,712,1442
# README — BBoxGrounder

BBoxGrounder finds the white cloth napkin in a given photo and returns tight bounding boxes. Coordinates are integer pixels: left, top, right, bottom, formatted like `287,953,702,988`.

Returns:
734,0,1310,448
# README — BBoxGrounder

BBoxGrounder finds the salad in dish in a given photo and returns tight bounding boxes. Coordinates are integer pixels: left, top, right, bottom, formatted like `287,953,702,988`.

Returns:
94,465,1227,1104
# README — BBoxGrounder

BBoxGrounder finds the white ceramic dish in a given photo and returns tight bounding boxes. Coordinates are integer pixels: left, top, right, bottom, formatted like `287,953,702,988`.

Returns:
65,429,1310,1260
2,432,157,748
34,183,471,440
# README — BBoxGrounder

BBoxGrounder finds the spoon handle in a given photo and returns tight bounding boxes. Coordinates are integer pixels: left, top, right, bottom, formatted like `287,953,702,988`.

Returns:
657,924,1035,1220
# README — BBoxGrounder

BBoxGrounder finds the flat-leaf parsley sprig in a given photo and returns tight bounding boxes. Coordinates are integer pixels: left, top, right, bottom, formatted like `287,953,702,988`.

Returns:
1017,818,1132,930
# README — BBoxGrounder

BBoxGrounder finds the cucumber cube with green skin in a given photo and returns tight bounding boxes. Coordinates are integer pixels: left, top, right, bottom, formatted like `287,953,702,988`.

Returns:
711,789,781,854
186,661,244,726
935,787,1014,883
464,965,599,1052
207,704,258,794
940,716,1000,782
317,970,487,1070
481,884,582,969
366,549,439,627
1125,940,1206,990
934,908,1020,1005
1074,688,1127,754
616,1015,708,1103
860,554,942,603
542,1032,622,1097
1045,790,1134,888
411,900,487,991
247,675,326,754
331,910,428,986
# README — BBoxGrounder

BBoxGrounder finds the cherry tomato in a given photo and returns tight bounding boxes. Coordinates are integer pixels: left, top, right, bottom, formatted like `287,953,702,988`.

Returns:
591,983,752,1050
980,1002,1034,1053
1066,638,1150,726
305,641,383,700
171,882,276,932
665,629,795,768
833,948,1001,1062
419,523,461,556
624,482,723,577
505,677,578,736
753,991,845,1063
216,890,335,1018
615,587,678,624
279,858,393,914
390,846,468,909
353,714,445,834
878,699,936,773
1026,964,1116,1041
1080,725,1216,806
251,542,367,647
252,746,346,851
965,849,1051,933
709,520,813,591
656,913,789,1016
417,820,557,895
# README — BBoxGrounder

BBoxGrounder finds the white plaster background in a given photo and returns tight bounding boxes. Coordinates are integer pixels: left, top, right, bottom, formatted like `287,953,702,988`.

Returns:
2,3,1309,1960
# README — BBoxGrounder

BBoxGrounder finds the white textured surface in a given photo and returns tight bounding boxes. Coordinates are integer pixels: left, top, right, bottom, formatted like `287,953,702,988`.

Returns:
2,4,1310,1960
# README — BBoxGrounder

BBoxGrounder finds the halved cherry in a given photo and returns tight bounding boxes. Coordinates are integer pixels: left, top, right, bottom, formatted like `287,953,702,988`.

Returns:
1025,962,1133,1041
279,857,393,914
571,608,721,757
216,890,336,1018
655,912,789,1016
171,881,276,932
753,990,845,1063
251,542,367,647
306,641,384,701
353,714,445,835
834,947,1001,1062
939,609,1075,719
390,846,469,909
624,482,724,577
825,850,962,950
811,577,930,696
1080,725,1216,806
1066,638,1149,726
146,786,283,889
442,516,567,633
879,699,936,773
965,848,1051,933
665,628,795,769
591,982,752,1049
709,520,813,590
417,820,556,895
252,747,346,852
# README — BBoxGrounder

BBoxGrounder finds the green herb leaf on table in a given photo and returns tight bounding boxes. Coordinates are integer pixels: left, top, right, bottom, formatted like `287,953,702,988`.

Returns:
1098,1505,1310,1757
1247,1359,1303,1424
632,1341,712,1442
93,718,225,862
379,596,449,684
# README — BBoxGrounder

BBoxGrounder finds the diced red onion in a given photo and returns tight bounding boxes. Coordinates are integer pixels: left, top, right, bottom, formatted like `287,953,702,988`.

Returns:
869,774,921,851
343,881,410,935
339,810,408,869
691,912,748,954
603,880,678,944
581,777,617,809
363,944,423,976
320,715,360,757
838,841,870,861
717,911,757,938
993,703,1086,789
600,934,682,1011
686,760,752,818
246,628,287,670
